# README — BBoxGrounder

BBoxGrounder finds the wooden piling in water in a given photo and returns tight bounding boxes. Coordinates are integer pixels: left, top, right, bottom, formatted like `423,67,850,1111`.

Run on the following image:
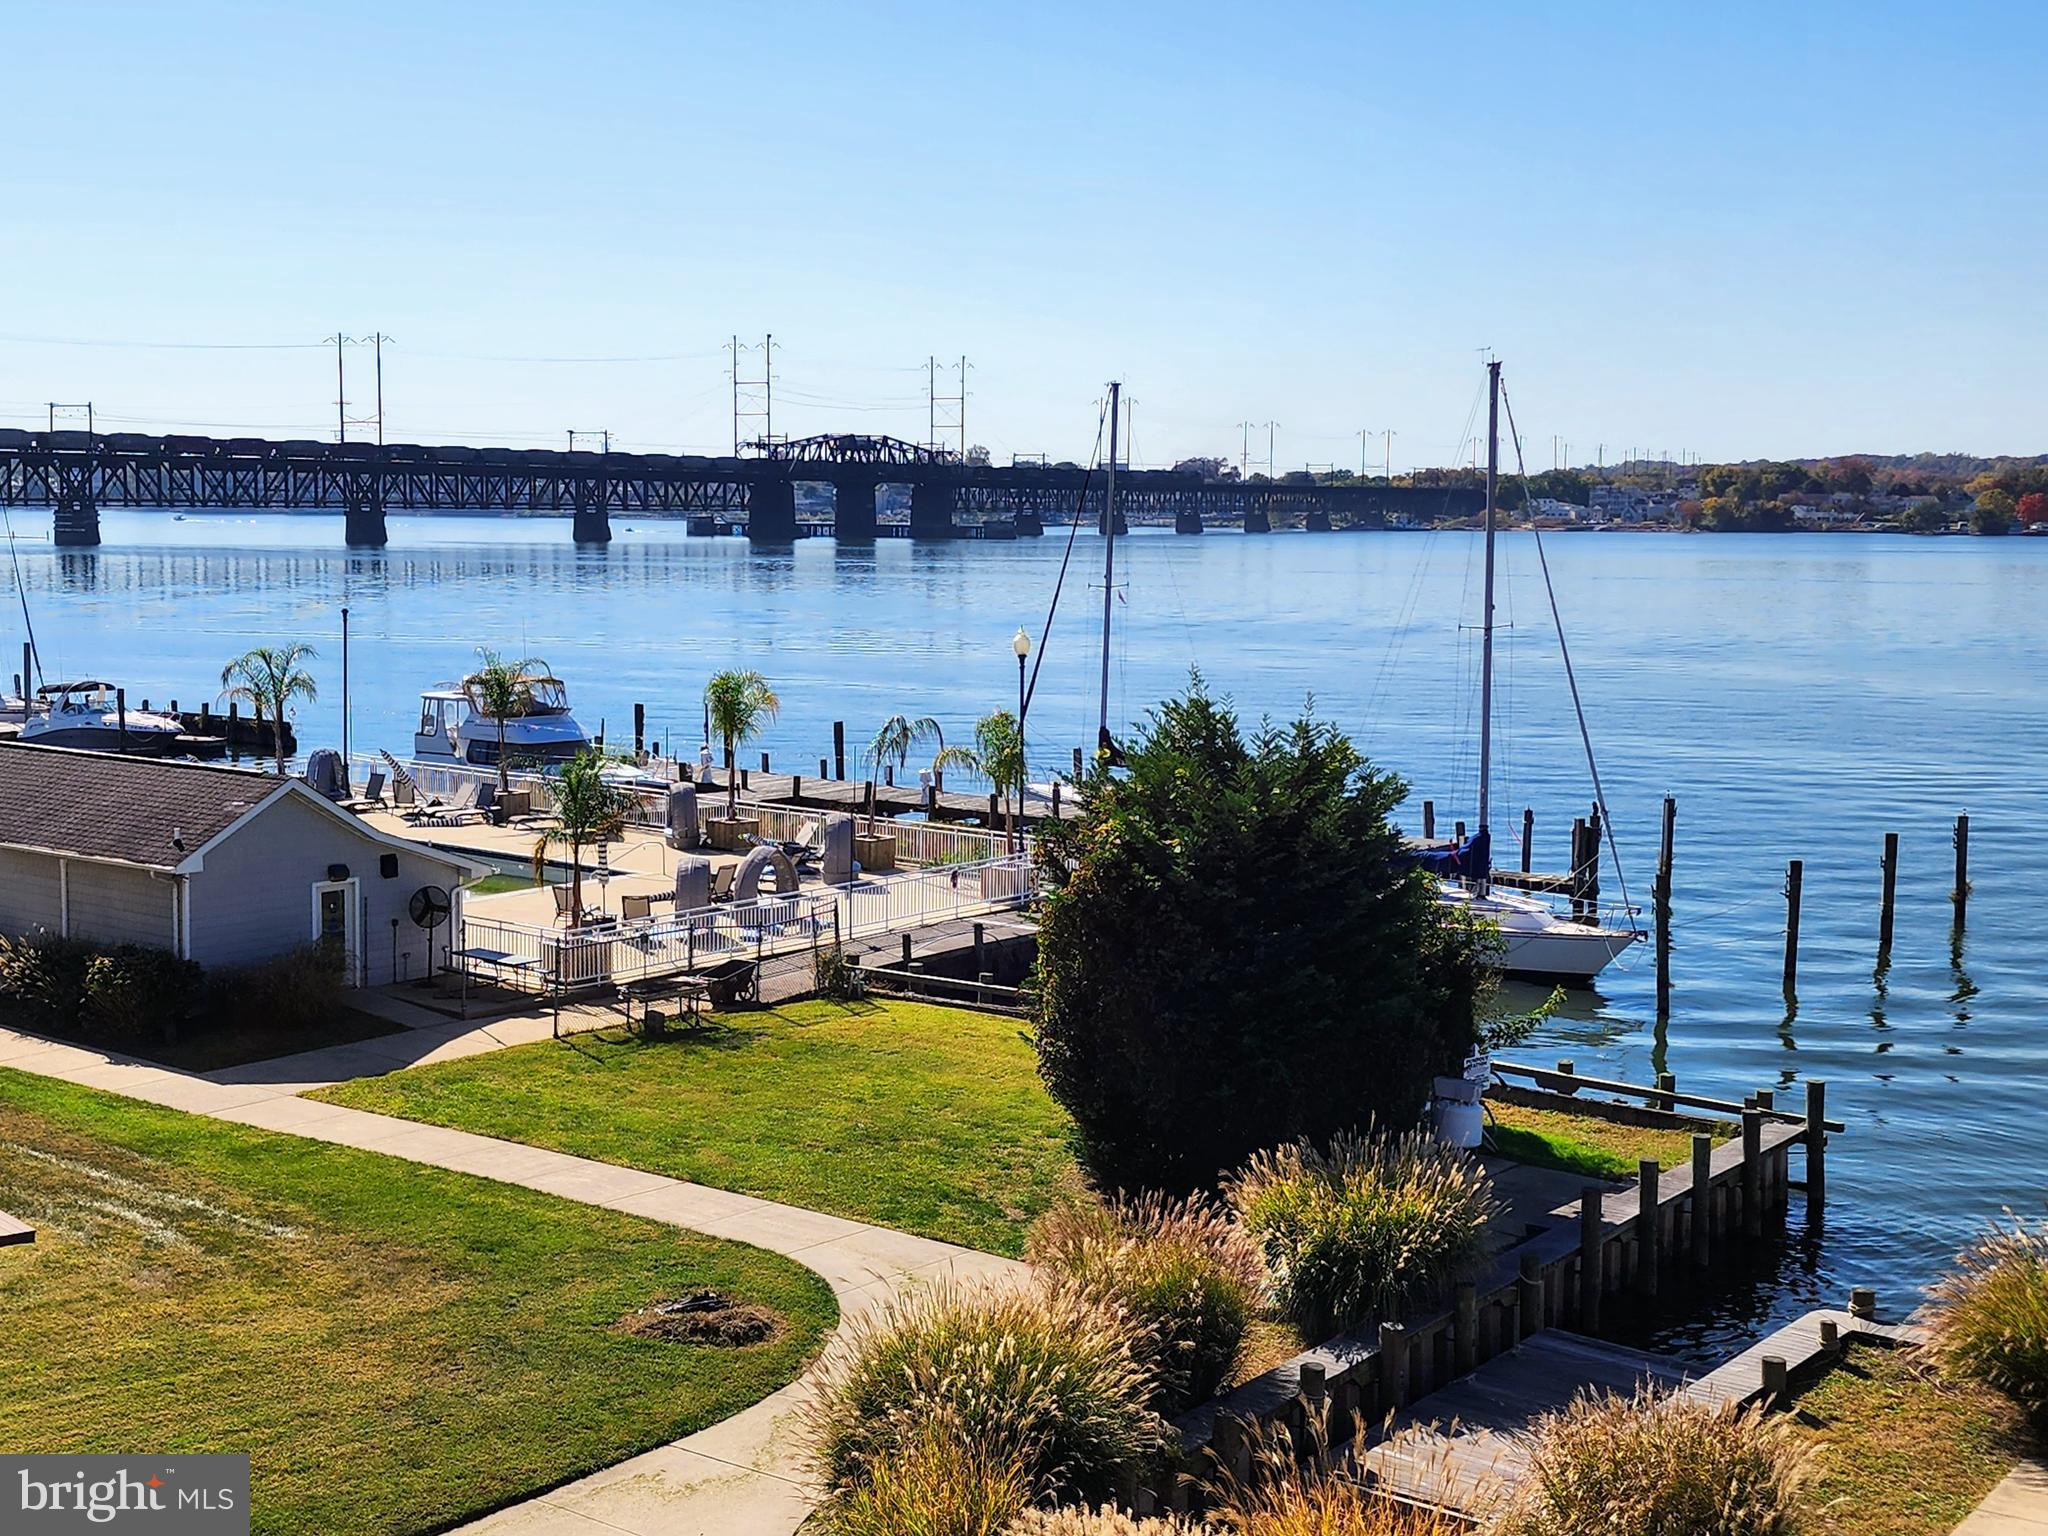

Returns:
1072,746,1083,778
1954,812,1970,918
633,702,644,757
1690,1133,1713,1269
116,688,127,753
1741,1107,1763,1239
1455,820,1466,843
1423,800,1435,840
1805,1079,1827,1213
1578,1187,1604,1332
1654,1071,1676,1112
1570,817,1589,918
1655,795,1675,1012
1879,831,1899,952
1636,1158,1660,1296
1783,859,1803,994
1522,807,1534,872
833,721,845,780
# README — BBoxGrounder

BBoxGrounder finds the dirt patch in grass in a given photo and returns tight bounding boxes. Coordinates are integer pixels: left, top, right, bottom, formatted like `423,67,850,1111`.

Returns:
1791,1340,2037,1536
619,1290,786,1347
1484,1099,1728,1180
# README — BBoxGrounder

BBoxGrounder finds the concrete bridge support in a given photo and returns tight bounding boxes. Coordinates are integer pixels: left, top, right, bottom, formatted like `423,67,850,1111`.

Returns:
910,481,957,539
571,491,611,545
344,491,388,547
52,490,100,548
1243,507,1272,534
1013,510,1045,536
833,476,878,542
747,479,798,541
1305,508,1333,532
1174,506,1204,534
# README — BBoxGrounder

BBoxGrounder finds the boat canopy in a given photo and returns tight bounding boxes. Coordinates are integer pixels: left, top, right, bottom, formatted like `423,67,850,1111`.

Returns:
1409,827,1491,880
460,672,570,717
36,680,112,695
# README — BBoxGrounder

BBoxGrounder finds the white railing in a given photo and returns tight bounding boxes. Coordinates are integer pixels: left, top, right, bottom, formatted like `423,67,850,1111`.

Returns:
741,800,1007,866
450,851,1036,994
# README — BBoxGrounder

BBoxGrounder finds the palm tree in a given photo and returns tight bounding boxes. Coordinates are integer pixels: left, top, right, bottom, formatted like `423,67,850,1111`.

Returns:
532,749,627,923
934,709,1025,850
468,649,547,795
703,669,780,819
864,713,942,830
220,642,319,776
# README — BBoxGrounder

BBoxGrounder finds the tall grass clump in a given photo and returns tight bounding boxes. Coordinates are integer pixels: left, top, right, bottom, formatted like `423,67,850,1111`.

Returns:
1225,1124,1500,1338
1923,1210,2048,1423
825,1410,1037,1536
803,1280,1166,1512
1489,1387,1811,1536
1010,1508,1202,1534
1028,1191,1267,1415
1198,1415,1470,1536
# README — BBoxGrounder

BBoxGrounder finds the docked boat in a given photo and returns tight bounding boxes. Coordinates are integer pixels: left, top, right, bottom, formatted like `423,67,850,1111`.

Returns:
1418,361,1643,986
17,682,185,754
413,671,592,768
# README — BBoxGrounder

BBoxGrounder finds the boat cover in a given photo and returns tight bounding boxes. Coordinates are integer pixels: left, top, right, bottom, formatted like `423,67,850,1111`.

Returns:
1408,827,1490,879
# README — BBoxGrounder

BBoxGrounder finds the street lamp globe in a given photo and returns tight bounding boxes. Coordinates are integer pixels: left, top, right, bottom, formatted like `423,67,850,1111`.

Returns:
1012,627,1032,659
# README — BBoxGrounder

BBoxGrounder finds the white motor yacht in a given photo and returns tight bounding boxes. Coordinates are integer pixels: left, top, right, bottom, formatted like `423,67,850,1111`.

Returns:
17,682,185,754
413,671,592,768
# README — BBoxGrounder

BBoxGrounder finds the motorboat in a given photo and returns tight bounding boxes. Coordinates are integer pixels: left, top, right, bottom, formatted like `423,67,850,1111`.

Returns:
413,671,592,768
17,681,185,754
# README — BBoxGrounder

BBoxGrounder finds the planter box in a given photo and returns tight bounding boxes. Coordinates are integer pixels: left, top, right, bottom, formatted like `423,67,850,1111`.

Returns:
705,815,759,852
853,833,897,873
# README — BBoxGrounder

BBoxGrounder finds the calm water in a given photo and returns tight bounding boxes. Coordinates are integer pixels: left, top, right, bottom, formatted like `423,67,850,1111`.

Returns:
9,509,2047,1354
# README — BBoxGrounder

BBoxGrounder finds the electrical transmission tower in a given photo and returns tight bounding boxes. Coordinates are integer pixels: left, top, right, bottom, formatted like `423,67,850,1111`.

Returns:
325,333,390,443
729,333,777,455
926,355,968,458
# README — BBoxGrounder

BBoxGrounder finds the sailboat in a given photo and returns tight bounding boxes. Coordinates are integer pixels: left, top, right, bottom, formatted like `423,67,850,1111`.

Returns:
1420,361,1642,985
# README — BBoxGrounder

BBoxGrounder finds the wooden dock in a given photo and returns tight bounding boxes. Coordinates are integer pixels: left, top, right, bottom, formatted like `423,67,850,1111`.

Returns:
0,1210,35,1247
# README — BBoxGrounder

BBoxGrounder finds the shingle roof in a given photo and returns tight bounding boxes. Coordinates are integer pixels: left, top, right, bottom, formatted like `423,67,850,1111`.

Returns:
0,743,287,870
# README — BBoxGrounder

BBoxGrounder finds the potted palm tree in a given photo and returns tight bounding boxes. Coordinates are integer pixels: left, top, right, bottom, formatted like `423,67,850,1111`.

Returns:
703,669,779,851
467,649,545,806
220,642,318,776
935,709,1030,889
857,712,941,871
532,750,628,982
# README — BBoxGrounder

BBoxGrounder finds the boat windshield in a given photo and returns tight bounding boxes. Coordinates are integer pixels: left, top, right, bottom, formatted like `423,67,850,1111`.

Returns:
462,675,570,718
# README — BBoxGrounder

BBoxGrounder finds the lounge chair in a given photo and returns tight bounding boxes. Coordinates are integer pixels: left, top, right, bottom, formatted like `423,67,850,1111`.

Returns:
709,863,737,903
416,782,485,827
620,893,654,922
393,777,417,809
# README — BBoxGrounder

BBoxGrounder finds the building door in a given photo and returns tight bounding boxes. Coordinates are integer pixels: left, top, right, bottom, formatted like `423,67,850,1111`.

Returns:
311,879,362,985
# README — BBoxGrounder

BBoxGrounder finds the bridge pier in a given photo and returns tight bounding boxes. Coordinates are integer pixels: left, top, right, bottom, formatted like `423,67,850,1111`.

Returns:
833,476,878,542
910,481,957,539
747,479,797,542
343,491,388,547
571,491,611,545
1013,509,1044,536
1243,506,1272,534
1305,508,1333,532
1174,506,1204,534
53,490,100,548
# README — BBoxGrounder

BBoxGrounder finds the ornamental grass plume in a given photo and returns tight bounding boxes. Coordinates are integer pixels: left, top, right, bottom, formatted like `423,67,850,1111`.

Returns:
1009,1507,1204,1535
1201,1413,1470,1536
1922,1209,2048,1423
825,1409,1038,1536
1487,1386,1812,1536
802,1279,1166,1513
1028,1189,1268,1415
1226,1123,1501,1338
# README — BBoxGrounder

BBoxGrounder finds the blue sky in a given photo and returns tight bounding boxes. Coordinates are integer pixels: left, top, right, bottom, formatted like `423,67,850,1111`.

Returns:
3,1,2041,468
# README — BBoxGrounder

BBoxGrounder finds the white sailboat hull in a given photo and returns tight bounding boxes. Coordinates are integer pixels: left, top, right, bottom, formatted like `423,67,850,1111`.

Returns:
1438,884,1640,985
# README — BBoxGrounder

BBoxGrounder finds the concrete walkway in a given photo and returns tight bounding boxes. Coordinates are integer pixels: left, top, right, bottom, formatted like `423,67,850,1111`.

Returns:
0,1023,1023,1534
1955,1461,2048,1534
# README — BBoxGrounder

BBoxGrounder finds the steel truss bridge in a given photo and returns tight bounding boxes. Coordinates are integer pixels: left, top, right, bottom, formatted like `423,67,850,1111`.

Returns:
0,428,1482,547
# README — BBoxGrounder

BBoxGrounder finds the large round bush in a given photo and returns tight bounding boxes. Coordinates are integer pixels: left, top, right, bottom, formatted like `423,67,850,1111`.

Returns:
1925,1211,2048,1423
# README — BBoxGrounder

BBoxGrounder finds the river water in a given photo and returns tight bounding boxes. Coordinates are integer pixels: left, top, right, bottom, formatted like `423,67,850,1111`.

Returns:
9,509,2045,1354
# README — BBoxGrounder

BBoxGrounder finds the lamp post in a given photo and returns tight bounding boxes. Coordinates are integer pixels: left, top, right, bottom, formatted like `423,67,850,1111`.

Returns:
1012,627,1031,853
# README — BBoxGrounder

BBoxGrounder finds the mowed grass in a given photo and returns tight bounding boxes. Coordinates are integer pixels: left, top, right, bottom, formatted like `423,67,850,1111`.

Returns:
1793,1341,2036,1536
1485,1098,1730,1180
314,998,1078,1256
0,1068,835,1536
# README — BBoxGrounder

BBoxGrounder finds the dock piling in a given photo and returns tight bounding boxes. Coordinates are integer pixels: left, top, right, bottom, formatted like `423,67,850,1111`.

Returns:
1655,795,1675,1011
1805,1079,1827,1212
833,721,845,781
1741,1107,1763,1239
1423,800,1435,840
116,688,128,753
633,702,644,758
1378,1322,1410,1408
1953,812,1970,918
1690,1133,1713,1269
1522,807,1534,873
1455,820,1466,842
760,751,770,771
1761,1355,1788,1402
1636,1158,1660,1296
1578,1187,1604,1332
1454,1282,1478,1375
1879,831,1899,952
1654,1071,1676,1112
1783,859,1803,994
1516,1252,1545,1340
1849,1287,1877,1321
1072,746,1083,779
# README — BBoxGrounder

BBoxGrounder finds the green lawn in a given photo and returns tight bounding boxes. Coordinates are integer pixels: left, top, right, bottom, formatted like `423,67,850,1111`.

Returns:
314,998,1079,1256
1794,1341,2036,1536
468,871,539,896
0,1068,835,1536
1485,1098,1731,1181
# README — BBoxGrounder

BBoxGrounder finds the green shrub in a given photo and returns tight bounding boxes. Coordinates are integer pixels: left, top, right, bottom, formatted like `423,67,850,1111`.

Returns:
813,942,868,1002
803,1280,1165,1508
1028,1191,1266,1415
826,1410,1037,1536
1924,1211,2048,1423
1226,1124,1500,1338
0,932,200,1046
1032,681,1487,1193
211,944,346,1035
1488,1387,1810,1536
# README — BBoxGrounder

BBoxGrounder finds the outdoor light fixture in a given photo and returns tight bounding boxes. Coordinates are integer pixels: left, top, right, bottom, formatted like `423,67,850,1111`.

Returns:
1012,628,1031,853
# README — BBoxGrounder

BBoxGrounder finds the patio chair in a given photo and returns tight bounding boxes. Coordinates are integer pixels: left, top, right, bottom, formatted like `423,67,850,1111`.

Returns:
708,863,738,903
360,768,386,805
416,781,483,827
393,776,417,809
620,893,654,922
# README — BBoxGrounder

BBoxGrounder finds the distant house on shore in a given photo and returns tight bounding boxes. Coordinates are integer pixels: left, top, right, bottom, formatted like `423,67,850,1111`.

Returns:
0,744,480,985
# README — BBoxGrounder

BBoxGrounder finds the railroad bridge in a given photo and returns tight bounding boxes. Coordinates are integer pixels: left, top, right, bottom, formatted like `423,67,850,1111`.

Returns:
0,428,1481,547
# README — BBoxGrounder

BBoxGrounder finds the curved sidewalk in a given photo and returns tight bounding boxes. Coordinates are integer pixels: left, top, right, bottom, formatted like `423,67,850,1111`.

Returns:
0,1023,1023,1535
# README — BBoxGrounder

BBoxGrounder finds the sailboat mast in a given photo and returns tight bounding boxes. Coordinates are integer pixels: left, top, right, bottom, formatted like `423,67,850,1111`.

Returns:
1097,380,1121,753
1476,359,1500,867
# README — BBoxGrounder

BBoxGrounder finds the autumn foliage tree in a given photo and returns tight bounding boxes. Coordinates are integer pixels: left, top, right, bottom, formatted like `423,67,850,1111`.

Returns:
2017,491,2048,527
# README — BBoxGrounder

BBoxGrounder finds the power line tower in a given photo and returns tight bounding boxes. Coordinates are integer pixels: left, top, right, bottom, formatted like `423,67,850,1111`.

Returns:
925,355,969,458
1236,421,1253,479
327,333,351,442
729,333,778,454
364,333,391,445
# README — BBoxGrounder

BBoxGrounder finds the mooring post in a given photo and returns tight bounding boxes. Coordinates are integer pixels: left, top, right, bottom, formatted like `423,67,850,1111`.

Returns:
1761,1355,1789,1403
901,933,912,968
1570,817,1589,918
1516,1252,1545,1340
819,756,828,778
1522,807,1534,872
1554,1059,1576,1094
116,687,128,753
1378,1321,1410,1409
1805,1079,1827,1213
1819,1317,1840,1351
760,750,770,772
1654,1071,1676,1112
792,774,803,803
973,921,985,977
1850,1287,1877,1320
1656,795,1675,1011
1423,799,1435,840
1072,746,1083,778
1879,831,1899,952
1636,1158,1661,1296
833,720,845,781
1741,1107,1763,1240
1578,1186,1605,1332
1051,781,1061,819
1783,859,1803,994
1690,1133,1713,1269
1953,812,1970,919
1452,1281,1479,1375
633,702,644,758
